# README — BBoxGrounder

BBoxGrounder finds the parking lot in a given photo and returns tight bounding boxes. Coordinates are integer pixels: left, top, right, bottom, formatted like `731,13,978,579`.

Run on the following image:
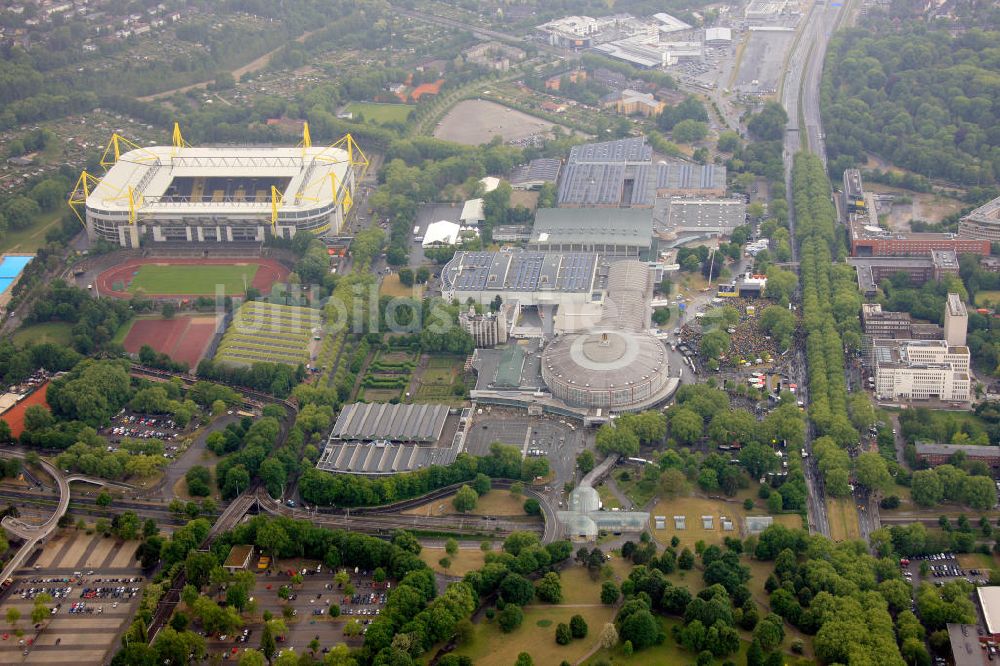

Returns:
0,531,144,664
903,552,990,589
100,410,191,446
202,560,387,661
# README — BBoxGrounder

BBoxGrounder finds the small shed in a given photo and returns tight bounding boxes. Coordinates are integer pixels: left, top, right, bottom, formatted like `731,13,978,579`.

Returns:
223,544,255,572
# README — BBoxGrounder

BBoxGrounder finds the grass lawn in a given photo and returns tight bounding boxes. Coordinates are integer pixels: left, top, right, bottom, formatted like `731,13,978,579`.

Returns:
648,495,751,549
379,273,424,298
975,291,1000,308
0,207,63,253
612,468,657,508
826,497,861,542
584,616,746,666
402,489,528,517
11,321,73,347
128,263,259,295
419,546,486,577
346,102,412,124
453,604,614,666
597,483,622,510
559,564,614,605
958,552,999,569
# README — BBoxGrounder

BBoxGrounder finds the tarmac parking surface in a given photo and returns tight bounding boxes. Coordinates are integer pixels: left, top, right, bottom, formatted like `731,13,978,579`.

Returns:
0,531,144,664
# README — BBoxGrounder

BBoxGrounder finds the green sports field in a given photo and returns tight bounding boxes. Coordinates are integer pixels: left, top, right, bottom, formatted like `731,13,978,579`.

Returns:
126,264,259,295
346,102,412,124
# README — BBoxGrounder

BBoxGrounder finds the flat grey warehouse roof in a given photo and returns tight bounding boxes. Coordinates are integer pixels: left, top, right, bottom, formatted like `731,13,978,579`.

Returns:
532,208,654,248
330,403,449,442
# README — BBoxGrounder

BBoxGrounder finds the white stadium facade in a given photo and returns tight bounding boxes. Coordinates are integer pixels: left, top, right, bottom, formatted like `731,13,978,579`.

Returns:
71,127,365,248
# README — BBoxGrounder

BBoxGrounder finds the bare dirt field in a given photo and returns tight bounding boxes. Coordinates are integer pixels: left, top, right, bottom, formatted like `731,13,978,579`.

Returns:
866,183,965,228
434,100,563,146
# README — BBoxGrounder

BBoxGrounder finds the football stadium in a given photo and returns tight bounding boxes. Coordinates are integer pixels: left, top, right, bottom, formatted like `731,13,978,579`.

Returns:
70,125,366,248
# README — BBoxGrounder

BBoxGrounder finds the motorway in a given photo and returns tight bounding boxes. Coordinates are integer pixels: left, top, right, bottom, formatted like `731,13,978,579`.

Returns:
779,0,851,538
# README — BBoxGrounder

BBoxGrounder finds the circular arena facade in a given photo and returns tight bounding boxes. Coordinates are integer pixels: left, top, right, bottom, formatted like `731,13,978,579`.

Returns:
542,328,669,409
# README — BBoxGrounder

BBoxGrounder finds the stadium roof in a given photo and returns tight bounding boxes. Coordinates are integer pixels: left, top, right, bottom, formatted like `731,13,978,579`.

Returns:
330,403,449,442
441,251,599,294
86,145,352,216
531,208,653,248
656,161,726,191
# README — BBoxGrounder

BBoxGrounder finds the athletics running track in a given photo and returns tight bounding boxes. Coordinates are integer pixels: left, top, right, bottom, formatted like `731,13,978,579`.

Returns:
95,257,288,299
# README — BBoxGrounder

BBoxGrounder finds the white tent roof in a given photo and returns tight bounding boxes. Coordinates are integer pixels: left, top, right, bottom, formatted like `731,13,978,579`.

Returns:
422,220,461,247
480,177,500,193
461,198,485,222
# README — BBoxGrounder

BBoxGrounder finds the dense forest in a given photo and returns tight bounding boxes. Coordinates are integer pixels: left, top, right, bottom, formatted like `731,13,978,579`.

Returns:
821,20,1000,186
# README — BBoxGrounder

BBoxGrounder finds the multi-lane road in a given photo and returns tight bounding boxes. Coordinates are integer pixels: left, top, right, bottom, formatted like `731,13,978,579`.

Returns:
779,0,851,538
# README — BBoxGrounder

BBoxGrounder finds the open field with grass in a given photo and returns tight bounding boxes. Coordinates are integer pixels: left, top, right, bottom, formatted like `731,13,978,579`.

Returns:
958,552,1000,570
403,489,527,517
827,497,861,542
452,604,615,666
11,321,73,346
419,546,486,577
216,301,320,366
596,483,622,510
346,102,412,124
976,291,1000,308
613,468,657,508
648,495,755,548
585,616,749,666
0,208,63,253
412,355,466,405
127,263,259,295
379,273,424,298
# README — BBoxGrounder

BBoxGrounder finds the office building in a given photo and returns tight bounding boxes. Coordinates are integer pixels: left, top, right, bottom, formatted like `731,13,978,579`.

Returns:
460,305,512,348
958,195,1000,242
944,292,969,347
873,338,971,403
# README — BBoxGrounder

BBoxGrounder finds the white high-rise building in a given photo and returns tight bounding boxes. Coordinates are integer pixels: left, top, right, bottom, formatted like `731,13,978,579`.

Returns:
943,292,968,347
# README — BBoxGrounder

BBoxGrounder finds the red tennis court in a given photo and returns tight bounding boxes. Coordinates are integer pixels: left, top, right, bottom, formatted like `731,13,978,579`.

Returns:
2,382,50,438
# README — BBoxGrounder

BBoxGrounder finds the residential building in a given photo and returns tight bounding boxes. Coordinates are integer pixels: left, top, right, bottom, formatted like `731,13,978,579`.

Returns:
604,89,665,117
545,69,587,91
861,303,913,338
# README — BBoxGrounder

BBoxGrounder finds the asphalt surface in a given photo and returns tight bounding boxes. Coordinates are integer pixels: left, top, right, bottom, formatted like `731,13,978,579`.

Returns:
154,413,241,501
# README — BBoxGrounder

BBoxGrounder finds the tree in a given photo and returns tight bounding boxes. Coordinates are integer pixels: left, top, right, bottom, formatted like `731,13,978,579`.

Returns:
753,614,785,651
577,450,595,474
911,469,944,507
535,572,563,603
855,452,893,494
445,538,459,558
679,548,695,569
5,607,20,627
238,650,267,666
514,653,533,666
669,407,704,445
453,484,478,513
498,603,524,633
601,581,620,605
672,119,708,144
595,424,640,456
472,473,492,496
259,616,277,661
570,614,588,639
500,574,535,606
96,490,112,508
599,622,619,649
618,609,659,650
555,622,572,645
